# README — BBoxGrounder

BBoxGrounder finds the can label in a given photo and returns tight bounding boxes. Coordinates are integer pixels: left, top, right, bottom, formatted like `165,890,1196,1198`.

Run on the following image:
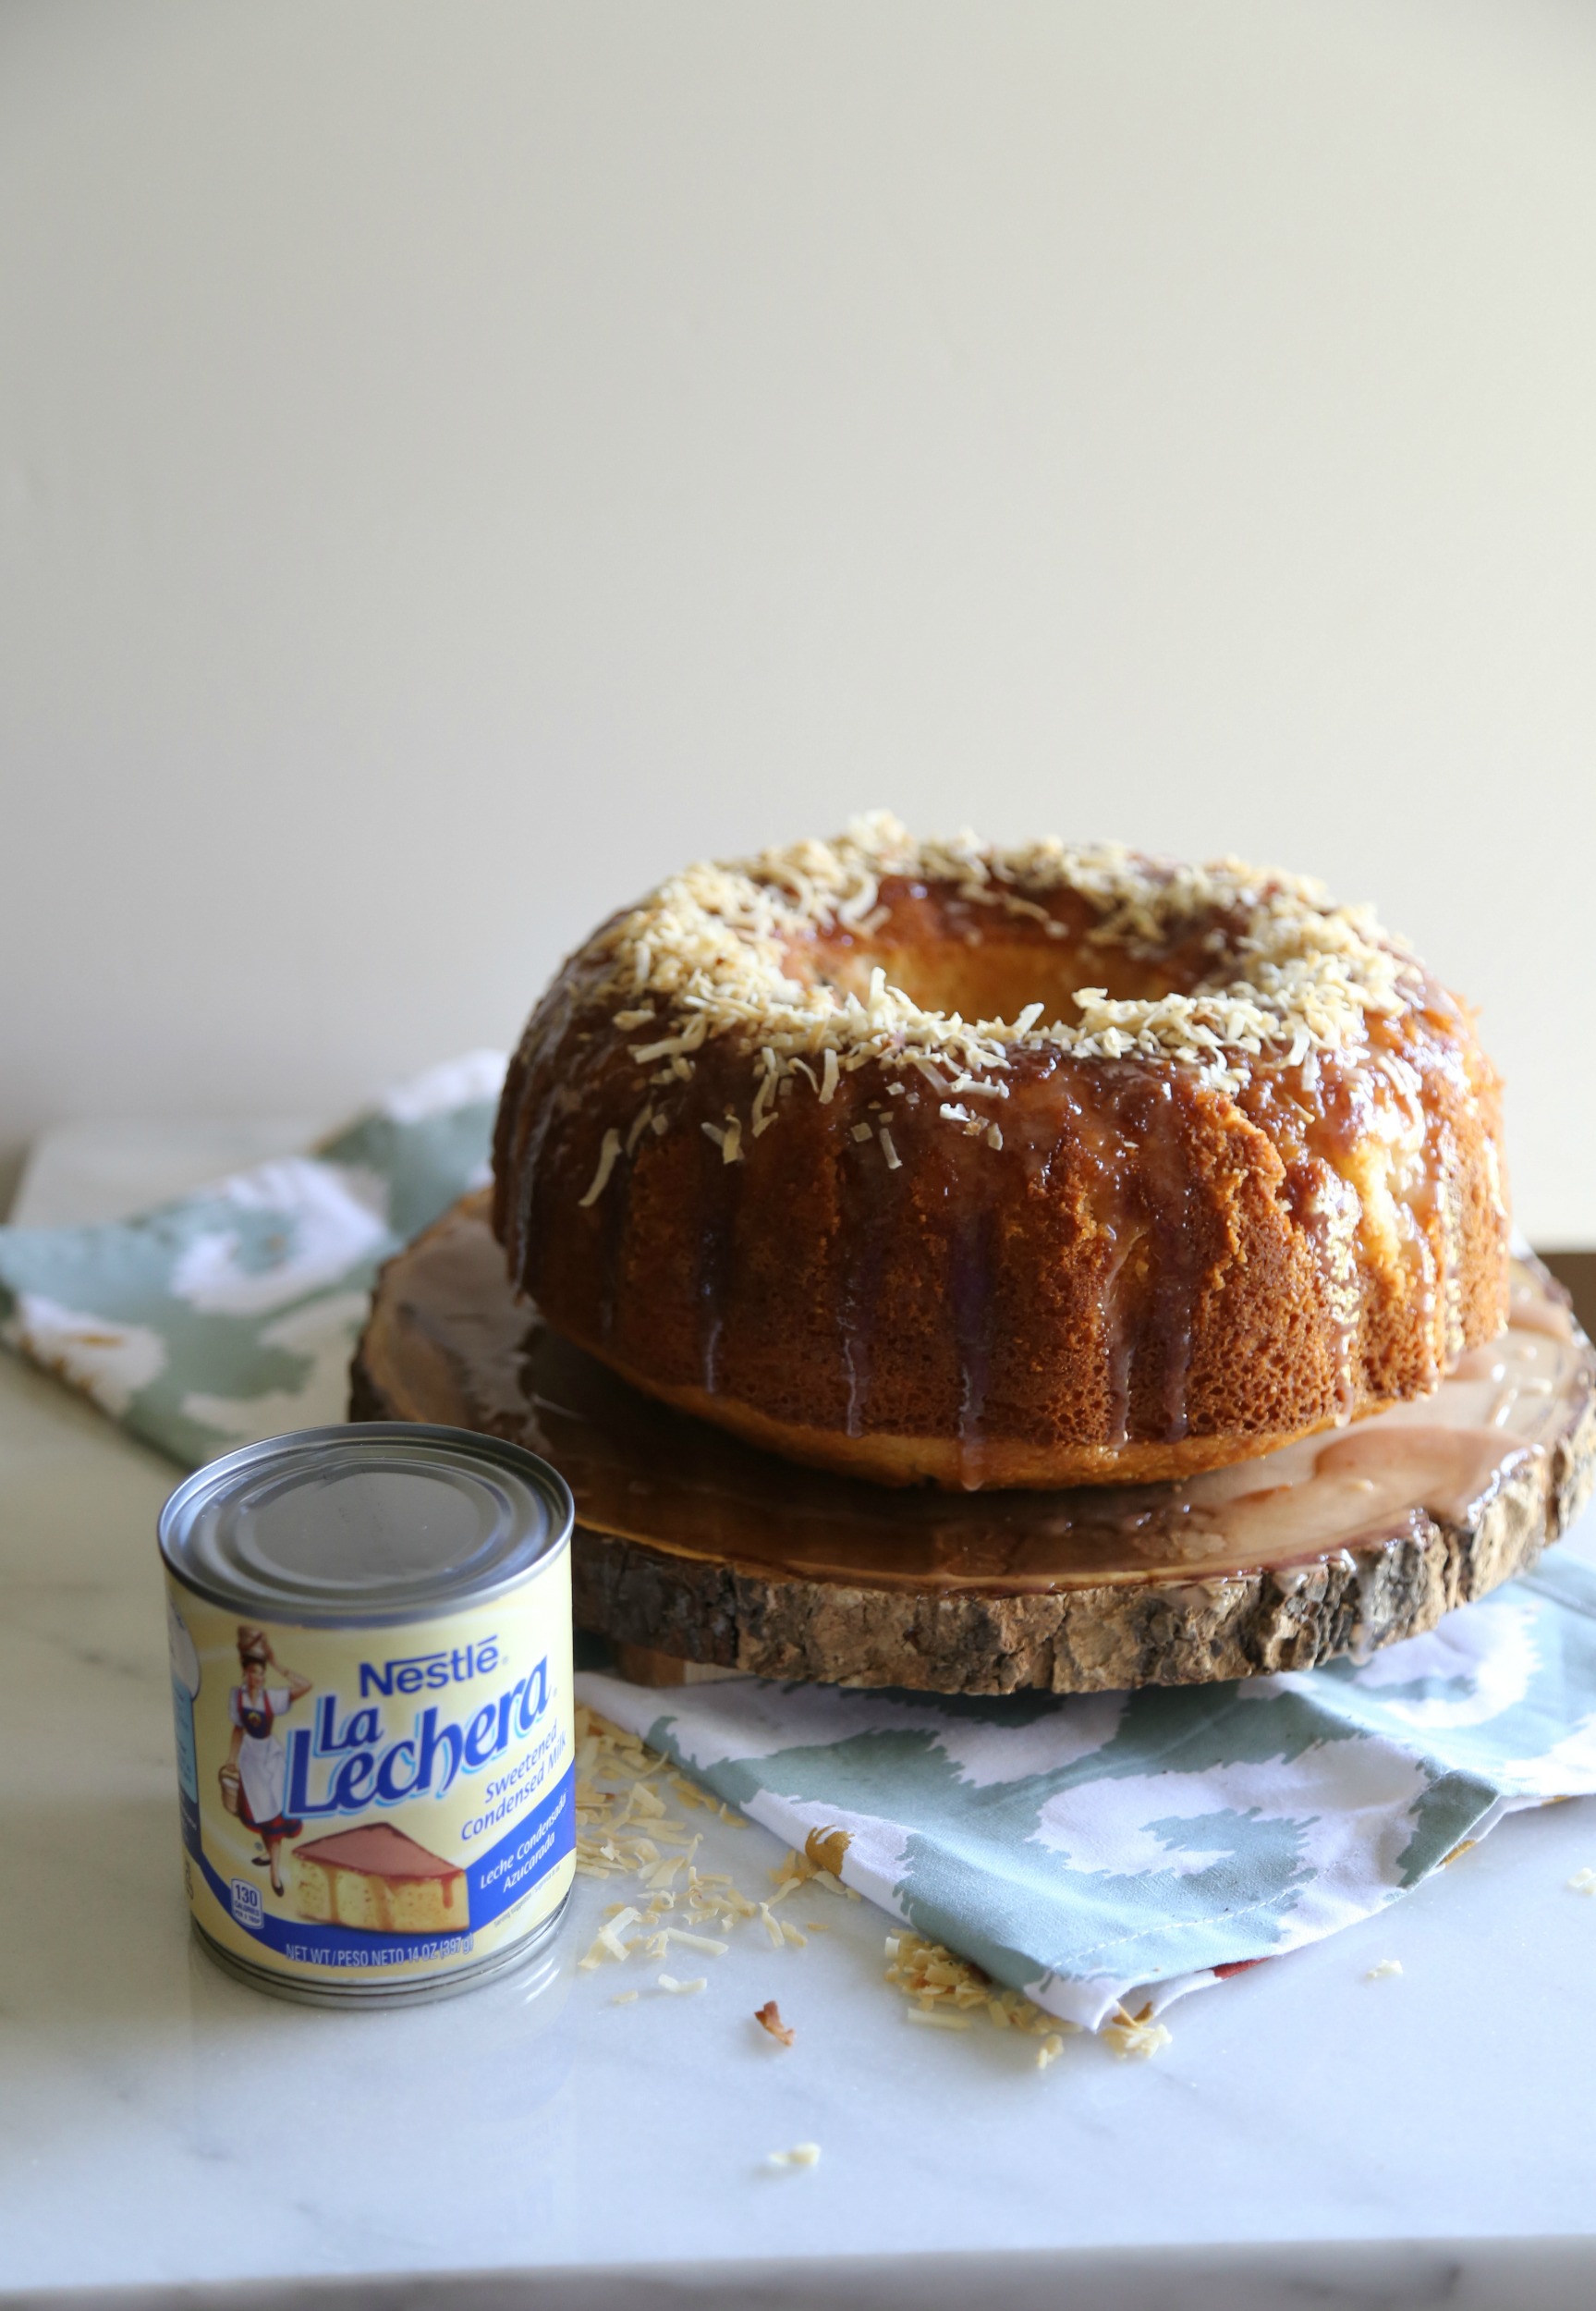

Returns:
164,1567,574,1989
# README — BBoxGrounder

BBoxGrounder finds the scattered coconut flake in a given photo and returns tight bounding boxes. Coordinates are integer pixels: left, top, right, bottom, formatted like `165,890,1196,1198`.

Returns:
885,1928,1083,2051
1365,1959,1404,1981
1102,2004,1174,2060
662,1928,729,1958
657,1973,707,1996
766,2143,821,2170
754,1999,795,2048
578,1904,642,1968
804,1825,852,1878
1568,1867,1596,1894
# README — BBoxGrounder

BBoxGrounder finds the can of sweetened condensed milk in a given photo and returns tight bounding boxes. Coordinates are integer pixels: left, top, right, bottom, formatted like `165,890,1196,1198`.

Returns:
158,1424,575,2005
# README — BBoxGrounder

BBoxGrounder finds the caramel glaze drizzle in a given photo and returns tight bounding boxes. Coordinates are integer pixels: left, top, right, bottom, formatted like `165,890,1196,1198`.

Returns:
365,1197,1585,1598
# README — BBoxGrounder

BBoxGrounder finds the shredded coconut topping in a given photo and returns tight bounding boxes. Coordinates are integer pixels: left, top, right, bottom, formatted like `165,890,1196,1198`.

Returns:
587,813,1410,1131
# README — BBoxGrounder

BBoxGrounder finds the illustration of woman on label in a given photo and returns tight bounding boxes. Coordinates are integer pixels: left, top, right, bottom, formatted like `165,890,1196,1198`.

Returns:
223,1626,311,1896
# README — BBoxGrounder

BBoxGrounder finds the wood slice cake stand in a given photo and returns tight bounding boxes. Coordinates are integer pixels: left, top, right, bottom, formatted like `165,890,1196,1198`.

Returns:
349,1192,1596,1695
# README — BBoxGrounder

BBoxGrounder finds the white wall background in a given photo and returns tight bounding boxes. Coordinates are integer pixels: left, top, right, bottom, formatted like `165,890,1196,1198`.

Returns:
4,0,1595,1235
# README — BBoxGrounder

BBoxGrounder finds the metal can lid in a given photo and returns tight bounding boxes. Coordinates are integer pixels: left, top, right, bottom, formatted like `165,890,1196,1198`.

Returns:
158,1423,574,1627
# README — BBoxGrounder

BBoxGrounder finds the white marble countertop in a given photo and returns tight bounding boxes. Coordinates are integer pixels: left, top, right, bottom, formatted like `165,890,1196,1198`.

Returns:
6,1128,1596,2309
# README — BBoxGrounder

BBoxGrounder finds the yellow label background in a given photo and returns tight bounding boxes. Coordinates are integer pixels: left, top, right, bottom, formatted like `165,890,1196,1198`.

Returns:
164,1559,574,1987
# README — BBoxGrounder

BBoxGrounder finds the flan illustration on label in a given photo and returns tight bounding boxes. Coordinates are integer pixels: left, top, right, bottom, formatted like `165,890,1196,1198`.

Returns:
293,1822,468,1934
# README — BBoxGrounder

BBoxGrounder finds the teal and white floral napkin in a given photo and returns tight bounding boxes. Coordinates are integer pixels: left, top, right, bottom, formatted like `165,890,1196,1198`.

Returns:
5,1054,1595,2032
0,1053,505,1467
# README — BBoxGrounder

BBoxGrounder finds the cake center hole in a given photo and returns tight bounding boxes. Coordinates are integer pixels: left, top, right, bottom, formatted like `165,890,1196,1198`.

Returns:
795,883,1201,1026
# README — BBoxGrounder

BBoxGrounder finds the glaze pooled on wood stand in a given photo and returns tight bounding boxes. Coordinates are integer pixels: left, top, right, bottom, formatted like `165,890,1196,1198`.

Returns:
351,1195,1596,1694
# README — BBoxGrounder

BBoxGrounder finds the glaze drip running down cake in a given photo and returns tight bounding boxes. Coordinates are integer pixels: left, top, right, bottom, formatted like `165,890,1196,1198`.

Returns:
492,816,1509,1490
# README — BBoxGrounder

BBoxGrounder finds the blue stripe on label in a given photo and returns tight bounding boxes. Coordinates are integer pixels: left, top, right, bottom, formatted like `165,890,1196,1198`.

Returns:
189,1763,574,1966
469,1764,575,1925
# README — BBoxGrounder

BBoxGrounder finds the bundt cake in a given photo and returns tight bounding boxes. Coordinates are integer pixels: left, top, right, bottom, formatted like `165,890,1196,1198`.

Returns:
492,815,1509,1488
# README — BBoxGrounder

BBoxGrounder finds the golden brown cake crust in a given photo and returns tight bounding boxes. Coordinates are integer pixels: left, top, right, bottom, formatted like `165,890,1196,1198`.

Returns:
492,821,1509,1488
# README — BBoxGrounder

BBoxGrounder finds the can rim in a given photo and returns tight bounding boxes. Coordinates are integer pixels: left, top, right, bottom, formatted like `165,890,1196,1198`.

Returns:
158,1422,575,1627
